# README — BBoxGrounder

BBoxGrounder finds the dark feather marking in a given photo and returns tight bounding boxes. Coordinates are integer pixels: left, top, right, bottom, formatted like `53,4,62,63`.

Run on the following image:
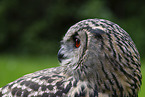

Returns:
0,92,2,97
16,79,23,83
12,87,17,95
63,81,72,93
42,93,49,97
16,88,22,96
9,83,15,88
93,90,98,97
73,79,78,87
20,81,40,91
111,73,123,97
100,60,114,85
41,85,47,91
55,91,63,96
32,76,40,79
80,85,86,96
74,92,79,97
52,75,64,78
40,76,51,80
23,89,29,97
47,85,54,90
1,84,8,89
29,82,40,91
47,79,55,83
111,87,117,96
89,29,105,39
56,80,64,90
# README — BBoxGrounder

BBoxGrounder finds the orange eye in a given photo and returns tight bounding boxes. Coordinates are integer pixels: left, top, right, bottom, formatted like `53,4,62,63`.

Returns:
75,38,80,48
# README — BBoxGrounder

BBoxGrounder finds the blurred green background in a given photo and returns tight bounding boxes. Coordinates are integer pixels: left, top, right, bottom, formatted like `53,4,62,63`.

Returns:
0,0,144,96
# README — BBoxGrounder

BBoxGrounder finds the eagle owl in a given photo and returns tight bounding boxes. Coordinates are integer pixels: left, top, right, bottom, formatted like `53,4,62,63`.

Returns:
0,19,141,97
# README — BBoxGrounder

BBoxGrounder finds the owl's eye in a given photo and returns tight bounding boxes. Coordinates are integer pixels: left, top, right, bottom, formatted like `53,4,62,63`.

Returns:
74,38,80,48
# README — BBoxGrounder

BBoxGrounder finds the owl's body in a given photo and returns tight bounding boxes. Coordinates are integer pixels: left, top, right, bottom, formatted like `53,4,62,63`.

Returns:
0,67,99,97
0,19,141,97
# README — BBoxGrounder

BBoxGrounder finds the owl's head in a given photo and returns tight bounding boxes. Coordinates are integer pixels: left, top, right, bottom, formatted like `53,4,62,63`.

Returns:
57,19,141,95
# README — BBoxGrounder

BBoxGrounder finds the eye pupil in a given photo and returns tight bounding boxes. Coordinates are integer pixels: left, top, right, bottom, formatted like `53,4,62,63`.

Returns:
75,38,80,48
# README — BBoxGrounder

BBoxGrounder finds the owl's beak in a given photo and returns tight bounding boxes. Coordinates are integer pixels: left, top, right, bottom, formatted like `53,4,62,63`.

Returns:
57,48,64,63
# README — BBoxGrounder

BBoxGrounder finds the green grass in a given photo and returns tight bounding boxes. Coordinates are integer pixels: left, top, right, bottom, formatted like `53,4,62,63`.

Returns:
139,60,145,97
0,54,59,87
0,54,144,97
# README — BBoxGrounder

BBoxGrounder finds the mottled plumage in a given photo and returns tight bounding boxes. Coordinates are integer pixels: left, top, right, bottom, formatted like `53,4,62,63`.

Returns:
0,19,141,97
